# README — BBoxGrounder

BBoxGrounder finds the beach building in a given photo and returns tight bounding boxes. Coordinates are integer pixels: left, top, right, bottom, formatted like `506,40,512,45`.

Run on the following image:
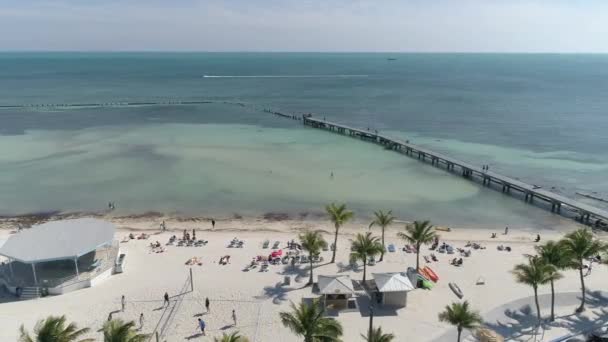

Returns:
372,272,415,308
317,275,355,310
0,218,119,299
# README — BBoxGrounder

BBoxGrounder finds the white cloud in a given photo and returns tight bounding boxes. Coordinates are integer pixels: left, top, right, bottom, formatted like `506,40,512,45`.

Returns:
1,0,607,52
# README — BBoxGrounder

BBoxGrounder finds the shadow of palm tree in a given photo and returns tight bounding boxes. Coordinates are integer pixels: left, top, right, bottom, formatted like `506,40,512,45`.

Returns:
279,264,309,283
486,305,542,340
336,261,360,273
557,291,608,338
255,281,293,304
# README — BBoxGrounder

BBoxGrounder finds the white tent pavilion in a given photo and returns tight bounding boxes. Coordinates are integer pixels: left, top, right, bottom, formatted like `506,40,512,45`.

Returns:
317,275,355,310
0,218,117,296
372,272,415,307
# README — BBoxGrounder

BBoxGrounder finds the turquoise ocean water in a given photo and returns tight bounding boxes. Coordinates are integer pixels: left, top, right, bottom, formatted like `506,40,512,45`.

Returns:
1,53,608,229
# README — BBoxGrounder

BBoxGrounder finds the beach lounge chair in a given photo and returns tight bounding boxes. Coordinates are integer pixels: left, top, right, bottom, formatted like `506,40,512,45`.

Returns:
301,255,309,264
260,263,269,272
388,244,396,253
272,241,280,249
424,255,431,263
322,244,329,252
262,240,270,249
368,256,376,266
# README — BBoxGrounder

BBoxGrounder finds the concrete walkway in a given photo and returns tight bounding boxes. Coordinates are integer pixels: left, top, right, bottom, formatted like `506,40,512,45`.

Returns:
433,290,608,342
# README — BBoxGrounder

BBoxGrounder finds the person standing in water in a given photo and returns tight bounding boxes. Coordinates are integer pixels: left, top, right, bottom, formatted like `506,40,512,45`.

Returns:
211,219,215,229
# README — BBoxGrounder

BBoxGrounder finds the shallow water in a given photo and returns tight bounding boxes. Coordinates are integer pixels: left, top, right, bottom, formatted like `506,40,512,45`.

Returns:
1,53,607,228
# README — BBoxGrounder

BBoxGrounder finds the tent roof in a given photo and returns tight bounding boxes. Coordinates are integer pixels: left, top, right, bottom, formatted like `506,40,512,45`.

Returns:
0,218,115,263
373,272,415,292
318,275,354,295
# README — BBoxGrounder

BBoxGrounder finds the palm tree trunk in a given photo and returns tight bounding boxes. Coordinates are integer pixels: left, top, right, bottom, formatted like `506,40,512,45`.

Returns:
550,279,555,321
534,286,541,325
308,255,314,285
415,244,420,271
457,327,462,342
379,227,385,262
331,224,339,263
363,258,367,283
577,263,586,312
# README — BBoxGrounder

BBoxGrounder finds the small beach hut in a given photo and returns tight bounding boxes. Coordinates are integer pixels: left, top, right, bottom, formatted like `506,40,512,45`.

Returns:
317,275,354,310
372,272,415,307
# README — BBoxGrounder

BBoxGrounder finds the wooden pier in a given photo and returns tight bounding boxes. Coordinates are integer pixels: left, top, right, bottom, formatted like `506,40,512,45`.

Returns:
303,115,608,226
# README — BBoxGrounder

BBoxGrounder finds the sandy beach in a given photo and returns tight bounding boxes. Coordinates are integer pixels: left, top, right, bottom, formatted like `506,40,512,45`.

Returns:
1,213,607,341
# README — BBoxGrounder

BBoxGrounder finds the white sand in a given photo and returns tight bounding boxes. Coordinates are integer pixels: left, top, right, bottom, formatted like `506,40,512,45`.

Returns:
0,216,606,341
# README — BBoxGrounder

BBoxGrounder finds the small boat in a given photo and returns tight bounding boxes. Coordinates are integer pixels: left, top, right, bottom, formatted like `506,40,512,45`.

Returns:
449,282,464,299
387,58,397,61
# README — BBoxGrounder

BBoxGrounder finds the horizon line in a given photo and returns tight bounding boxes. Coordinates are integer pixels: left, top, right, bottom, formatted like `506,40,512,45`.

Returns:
1,50,608,55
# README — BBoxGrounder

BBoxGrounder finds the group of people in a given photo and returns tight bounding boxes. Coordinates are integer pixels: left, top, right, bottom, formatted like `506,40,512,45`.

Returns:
183,229,196,241
107,202,116,210
196,298,237,336
482,165,490,172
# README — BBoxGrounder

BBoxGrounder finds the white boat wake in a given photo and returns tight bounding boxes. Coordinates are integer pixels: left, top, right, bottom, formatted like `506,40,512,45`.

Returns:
202,74,368,78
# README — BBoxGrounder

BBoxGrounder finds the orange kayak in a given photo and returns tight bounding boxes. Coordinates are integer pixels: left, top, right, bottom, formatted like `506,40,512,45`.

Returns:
424,266,439,282
418,268,432,281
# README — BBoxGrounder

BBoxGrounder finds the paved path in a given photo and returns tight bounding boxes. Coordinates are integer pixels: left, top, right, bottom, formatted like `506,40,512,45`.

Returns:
433,290,608,342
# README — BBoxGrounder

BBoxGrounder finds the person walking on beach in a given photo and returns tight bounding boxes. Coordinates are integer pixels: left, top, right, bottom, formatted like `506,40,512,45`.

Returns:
121,295,125,312
139,313,144,330
164,292,170,307
211,219,215,229
232,309,237,326
205,297,210,312
197,318,206,336
504,226,509,235
192,229,196,241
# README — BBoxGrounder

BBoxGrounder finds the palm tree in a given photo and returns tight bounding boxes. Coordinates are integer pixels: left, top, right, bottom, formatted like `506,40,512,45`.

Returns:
361,326,395,342
512,256,557,325
438,301,482,342
561,228,607,312
368,210,395,262
19,315,93,342
535,241,567,321
280,299,343,342
397,220,436,271
350,232,384,283
214,331,250,342
325,203,354,263
102,319,148,342
299,231,328,285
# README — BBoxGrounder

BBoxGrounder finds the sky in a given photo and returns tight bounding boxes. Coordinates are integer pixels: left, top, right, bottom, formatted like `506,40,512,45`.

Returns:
1,0,607,52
